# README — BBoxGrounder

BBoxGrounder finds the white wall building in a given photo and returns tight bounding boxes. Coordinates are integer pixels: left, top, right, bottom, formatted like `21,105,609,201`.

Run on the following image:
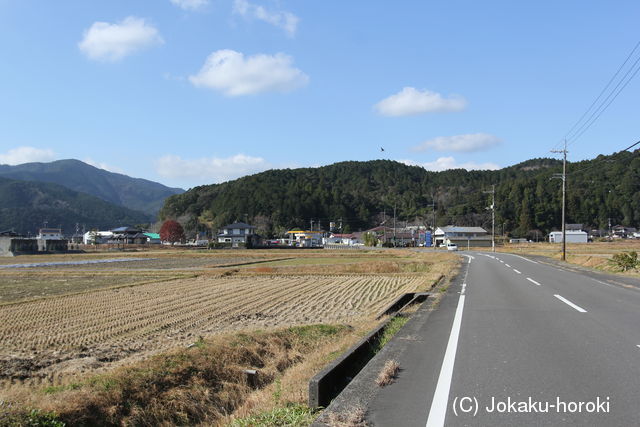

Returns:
83,231,114,244
548,230,588,243
37,228,63,240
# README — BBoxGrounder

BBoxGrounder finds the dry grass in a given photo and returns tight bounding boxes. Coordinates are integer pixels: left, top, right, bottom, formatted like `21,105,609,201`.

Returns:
1,325,350,426
375,359,400,387
499,240,640,278
326,406,368,427
0,249,460,425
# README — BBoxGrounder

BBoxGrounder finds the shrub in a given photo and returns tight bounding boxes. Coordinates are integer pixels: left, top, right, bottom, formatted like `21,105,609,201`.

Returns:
610,251,639,272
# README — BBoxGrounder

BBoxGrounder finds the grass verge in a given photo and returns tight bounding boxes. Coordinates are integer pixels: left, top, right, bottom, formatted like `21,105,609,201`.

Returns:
2,325,351,426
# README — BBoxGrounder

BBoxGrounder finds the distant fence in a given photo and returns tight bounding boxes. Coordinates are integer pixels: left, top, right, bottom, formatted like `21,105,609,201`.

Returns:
323,244,379,250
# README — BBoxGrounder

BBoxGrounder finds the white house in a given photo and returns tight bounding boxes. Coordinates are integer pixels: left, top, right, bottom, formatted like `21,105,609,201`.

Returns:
324,233,362,246
434,226,491,247
218,222,256,247
548,230,588,243
37,228,63,240
83,231,114,244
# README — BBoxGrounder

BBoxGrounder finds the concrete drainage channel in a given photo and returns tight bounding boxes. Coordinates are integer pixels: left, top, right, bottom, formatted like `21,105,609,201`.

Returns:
308,291,432,415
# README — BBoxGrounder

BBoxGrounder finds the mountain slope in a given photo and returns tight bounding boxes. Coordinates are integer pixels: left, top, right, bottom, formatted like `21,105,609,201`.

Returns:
0,159,183,217
160,151,640,238
0,177,151,235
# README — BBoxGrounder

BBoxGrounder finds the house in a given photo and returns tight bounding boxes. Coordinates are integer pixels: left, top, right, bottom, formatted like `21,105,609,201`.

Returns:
110,227,148,244
36,228,68,252
218,222,256,247
83,231,114,244
434,226,492,247
612,225,637,239
325,233,362,246
37,228,63,240
285,230,323,247
144,233,161,244
1,231,38,256
548,230,588,243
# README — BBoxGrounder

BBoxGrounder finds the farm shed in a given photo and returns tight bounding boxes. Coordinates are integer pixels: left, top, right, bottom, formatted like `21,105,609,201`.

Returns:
548,230,588,243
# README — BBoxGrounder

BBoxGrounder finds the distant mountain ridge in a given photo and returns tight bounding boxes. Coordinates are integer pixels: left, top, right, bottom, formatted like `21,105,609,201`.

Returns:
0,177,151,235
160,152,640,239
0,159,183,217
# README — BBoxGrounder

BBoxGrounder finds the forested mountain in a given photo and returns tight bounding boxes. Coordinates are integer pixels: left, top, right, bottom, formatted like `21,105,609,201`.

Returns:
0,159,183,217
160,150,640,239
0,177,151,235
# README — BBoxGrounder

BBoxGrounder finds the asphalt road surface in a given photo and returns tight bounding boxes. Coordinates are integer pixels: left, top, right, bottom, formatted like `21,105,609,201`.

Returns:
367,252,640,426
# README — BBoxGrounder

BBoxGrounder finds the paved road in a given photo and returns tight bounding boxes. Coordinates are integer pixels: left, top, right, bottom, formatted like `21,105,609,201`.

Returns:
367,252,640,426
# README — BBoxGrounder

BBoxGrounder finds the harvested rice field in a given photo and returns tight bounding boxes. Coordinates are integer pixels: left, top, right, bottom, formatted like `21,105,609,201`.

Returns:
0,249,458,389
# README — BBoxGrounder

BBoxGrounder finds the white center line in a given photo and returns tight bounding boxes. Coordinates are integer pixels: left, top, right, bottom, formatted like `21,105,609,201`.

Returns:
426,293,466,426
526,277,542,286
513,269,521,274
637,345,640,349
505,264,511,268
554,294,587,313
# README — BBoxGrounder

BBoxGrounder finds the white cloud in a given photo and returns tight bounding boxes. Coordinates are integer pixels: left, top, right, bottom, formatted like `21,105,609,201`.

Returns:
155,153,269,183
233,0,298,37
83,158,126,174
402,157,500,172
170,0,209,10
189,49,308,96
413,133,502,152
78,17,163,62
374,87,467,117
0,146,56,165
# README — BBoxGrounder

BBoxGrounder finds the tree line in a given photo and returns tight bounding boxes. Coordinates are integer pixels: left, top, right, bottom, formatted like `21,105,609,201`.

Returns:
159,150,640,239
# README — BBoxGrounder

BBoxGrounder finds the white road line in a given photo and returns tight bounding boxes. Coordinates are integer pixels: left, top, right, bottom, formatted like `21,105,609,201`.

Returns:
508,254,539,264
499,260,504,263
526,277,542,286
426,293,466,427
637,345,640,349
554,294,587,313
590,278,617,289
505,264,511,268
513,269,521,274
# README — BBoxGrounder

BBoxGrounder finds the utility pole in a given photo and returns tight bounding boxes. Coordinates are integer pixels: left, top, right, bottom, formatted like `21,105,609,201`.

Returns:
428,195,436,249
551,140,568,261
483,185,496,252
393,203,397,247
310,219,314,231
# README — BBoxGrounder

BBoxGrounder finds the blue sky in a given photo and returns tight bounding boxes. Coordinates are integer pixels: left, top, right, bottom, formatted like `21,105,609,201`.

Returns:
0,0,639,189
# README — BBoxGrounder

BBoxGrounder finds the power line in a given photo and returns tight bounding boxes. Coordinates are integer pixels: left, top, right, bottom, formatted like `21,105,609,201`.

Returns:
551,39,640,151
567,54,640,147
564,40,640,143
569,139,640,176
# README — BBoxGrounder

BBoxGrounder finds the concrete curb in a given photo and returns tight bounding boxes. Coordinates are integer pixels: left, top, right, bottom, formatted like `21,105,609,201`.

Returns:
308,291,432,409
311,293,439,426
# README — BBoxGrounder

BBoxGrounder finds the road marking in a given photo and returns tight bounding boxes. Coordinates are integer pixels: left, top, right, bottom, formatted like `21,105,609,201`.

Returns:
505,264,511,268
513,269,521,274
637,345,640,349
526,277,542,286
461,283,467,295
509,254,539,264
426,294,466,427
554,294,587,313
